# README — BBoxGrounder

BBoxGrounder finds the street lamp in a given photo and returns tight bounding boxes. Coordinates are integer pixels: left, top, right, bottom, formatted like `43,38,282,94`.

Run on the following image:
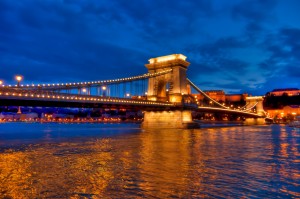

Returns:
82,88,87,93
126,93,130,98
15,75,23,87
0,80,3,86
102,86,107,97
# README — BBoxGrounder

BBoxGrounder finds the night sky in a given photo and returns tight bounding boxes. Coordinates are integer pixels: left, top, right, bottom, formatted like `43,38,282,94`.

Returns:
0,0,299,95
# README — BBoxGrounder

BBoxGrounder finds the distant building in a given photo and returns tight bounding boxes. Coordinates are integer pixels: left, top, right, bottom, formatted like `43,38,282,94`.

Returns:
203,90,225,102
268,88,300,96
225,93,248,103
20,112,38,121
266,105,300,118
191,90,248,105
0,112,15,120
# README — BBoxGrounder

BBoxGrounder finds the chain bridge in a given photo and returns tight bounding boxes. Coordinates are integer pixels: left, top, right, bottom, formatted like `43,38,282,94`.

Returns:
0,54,268,128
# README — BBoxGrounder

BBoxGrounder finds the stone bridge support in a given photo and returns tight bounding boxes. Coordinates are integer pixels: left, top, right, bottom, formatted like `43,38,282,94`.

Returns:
145,54,190,103
142,54,198,128
244,96,266,125
141,110,199,129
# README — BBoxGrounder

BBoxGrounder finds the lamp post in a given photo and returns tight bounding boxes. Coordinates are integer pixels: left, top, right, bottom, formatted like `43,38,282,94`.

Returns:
15,75,23,87
15,76,23,114
102,86,107,97
0,80,3,86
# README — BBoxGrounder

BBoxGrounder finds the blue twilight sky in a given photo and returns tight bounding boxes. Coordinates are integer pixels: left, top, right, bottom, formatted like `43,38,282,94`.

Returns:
0,0,299,95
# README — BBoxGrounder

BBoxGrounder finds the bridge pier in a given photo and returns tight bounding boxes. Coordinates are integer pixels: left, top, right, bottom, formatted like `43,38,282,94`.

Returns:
244,118,266,125
142,54,200,128
141,110,199,129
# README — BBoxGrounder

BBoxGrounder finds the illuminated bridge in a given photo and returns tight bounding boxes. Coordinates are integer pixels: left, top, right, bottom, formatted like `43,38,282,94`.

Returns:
0,54,268,128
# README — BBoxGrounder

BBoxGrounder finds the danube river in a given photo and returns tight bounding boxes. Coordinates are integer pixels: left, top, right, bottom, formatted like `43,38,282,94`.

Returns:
0,123,299,198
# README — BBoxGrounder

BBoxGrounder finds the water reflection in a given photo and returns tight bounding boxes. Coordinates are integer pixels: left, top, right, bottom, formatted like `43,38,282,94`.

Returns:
0,124,299,198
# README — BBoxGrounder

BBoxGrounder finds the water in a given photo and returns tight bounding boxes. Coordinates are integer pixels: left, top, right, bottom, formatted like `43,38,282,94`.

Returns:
0,123,299,198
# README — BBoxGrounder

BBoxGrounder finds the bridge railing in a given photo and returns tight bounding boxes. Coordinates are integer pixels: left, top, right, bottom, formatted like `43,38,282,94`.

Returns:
0,87,176,107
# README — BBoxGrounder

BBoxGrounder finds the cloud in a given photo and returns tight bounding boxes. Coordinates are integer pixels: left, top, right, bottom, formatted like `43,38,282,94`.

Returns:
0,0,299,96
231,0,277,22
259,27,300,76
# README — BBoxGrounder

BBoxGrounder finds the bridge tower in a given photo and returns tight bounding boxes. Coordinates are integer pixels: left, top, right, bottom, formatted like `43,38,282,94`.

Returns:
142,54,198,129
244,96,266,125
145,54,190,103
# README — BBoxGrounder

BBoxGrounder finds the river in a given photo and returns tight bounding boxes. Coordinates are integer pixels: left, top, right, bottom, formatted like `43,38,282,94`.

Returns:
0,123,299,198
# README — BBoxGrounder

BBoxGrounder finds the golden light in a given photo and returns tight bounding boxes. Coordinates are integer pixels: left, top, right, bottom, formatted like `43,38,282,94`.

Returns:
16,75,22,81
149,54,187,64
0,80,3,85
82,88,87,93
102,86,107,90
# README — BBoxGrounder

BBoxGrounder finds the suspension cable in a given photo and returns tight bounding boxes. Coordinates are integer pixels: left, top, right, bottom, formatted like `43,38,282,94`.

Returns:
186,78,228,109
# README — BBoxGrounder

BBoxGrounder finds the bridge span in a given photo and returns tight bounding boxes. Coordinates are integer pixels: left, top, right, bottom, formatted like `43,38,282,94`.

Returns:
0,54,268,128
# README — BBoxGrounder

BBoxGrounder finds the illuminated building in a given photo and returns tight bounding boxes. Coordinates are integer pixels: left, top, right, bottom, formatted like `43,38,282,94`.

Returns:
268,88,300,96
266,105,300,118
191,90,248,104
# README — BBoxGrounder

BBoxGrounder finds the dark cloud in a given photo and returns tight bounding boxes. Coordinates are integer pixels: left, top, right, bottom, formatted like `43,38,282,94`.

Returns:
186,36,249,83
259,27,300,77
231,0,277,22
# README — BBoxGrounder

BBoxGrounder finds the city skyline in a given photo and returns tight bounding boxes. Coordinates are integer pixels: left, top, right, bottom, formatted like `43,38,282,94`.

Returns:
0,0,299,95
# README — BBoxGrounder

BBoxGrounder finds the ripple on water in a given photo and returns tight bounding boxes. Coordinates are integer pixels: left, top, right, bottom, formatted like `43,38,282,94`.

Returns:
0,123,299,198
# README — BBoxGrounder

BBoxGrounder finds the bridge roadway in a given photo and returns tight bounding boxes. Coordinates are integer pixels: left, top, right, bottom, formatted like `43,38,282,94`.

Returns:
0,88,263,118
0,88,173,110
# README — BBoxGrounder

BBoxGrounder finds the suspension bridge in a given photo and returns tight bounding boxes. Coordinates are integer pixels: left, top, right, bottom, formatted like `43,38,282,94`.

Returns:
0,54,267,128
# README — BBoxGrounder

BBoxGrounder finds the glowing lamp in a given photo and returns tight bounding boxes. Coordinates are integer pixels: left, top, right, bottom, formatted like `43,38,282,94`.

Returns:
16,75,22,81
149,54,187,64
